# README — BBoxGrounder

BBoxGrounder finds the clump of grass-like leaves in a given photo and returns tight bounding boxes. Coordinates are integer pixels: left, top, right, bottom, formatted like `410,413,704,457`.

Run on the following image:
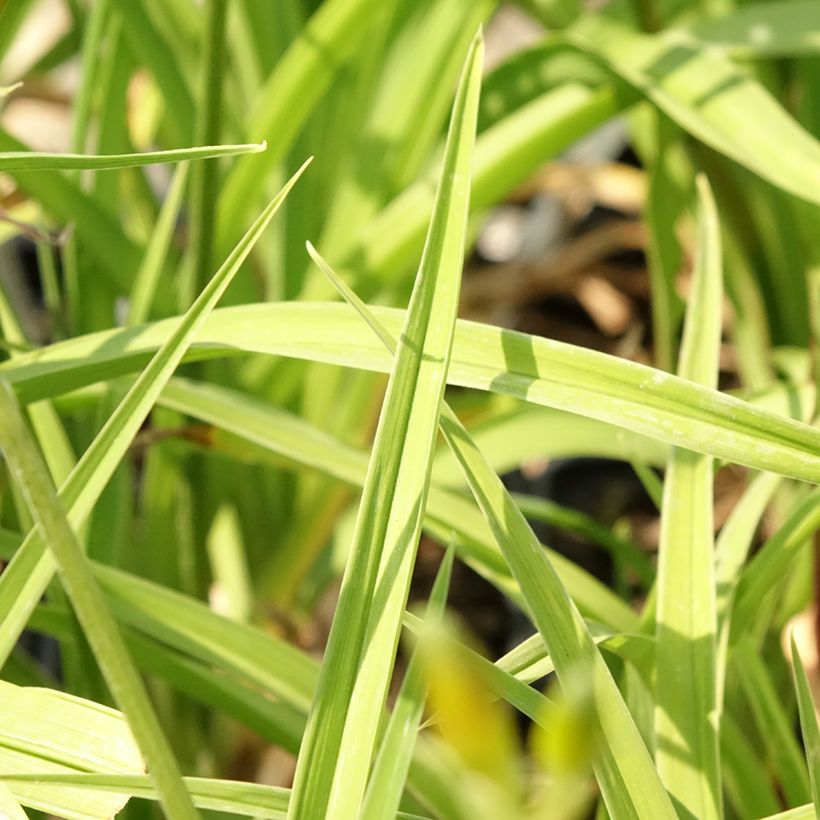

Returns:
1,1,820,819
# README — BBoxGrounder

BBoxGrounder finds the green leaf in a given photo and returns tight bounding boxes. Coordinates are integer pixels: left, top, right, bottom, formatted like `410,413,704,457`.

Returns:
721,712,781,818
732,488,820,635
111,0,195,142
644,112,686,371
0,774,433,820
0,382,200,818
325,83,620,290
288,33,482,820
404,618,564,724
0,680,142,820
791,635,820,816
0,0,35,65
0,127,142,289
7,302,820,483
2,774,286,819
684,1,820,58
156,376,637,631
215,0,386,255
734,641,812,806
432,405,667,484
0,142,264,171
568,15,820,206
0,159,310,669
0,526,486,820
760,808,815,820
654,176,722,819
0,82,22,99
95,563,315,714
306,207,675,818
715,471,781,702
511,493,654,586
0,785,27,820
126,161,191,326
361,550,453,820
496,630,655,688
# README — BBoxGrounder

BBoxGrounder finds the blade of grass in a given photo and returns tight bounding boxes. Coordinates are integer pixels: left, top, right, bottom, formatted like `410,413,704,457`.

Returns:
732,488,820,636
734,640,812,806
6,302,820,482
0,382,200,818
287,34,482,820
110,0,195,142
0,677,142,819
644,111,685,371
629,458,664,511
0,785,27,820
1,774,289,819
567,15,820,206
306,247,676,815
124,629,305,754
316,0,495,262
0,528,309,718
156,377,639,631
511,493,654,586
186,0,227,293
653,175,722,819
0,142,264,171
721,712,781,818
402,611,551,728
433,405,667,483
214,0,386,256
1,246,85,693
0,159,310,667
0,82,22,98
760,808,815,819
715,470,781,704
0,0,35,64
0,127,142,289
790,635,820,815
361,550,454,820
683,0,820,58
496,630,655,687
320,83,621,292
0,774,434,820
0,526,512,820
126,161,190,326
13,377,637,632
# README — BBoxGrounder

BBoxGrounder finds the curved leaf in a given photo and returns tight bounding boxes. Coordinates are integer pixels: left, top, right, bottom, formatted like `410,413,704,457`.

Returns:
567,15,820,205
5,304,820,482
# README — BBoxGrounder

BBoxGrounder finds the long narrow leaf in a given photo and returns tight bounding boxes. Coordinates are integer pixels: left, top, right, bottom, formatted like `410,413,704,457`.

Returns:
361,551,454,820
5,304,820,482
126,161,191,326
215,0,384,255
791,636,820,815
684,1,820,58
0,382,200,818
0,679,142,819
306,237,676,816
735,641,812,805
654,176,723,818
732,488,820,635
715,471,781,703
156,377,638,631
0,774,432,820
0,785,27,820
0,160,310,666
0,142,264,171
568,15,820,205
288,34,482,820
